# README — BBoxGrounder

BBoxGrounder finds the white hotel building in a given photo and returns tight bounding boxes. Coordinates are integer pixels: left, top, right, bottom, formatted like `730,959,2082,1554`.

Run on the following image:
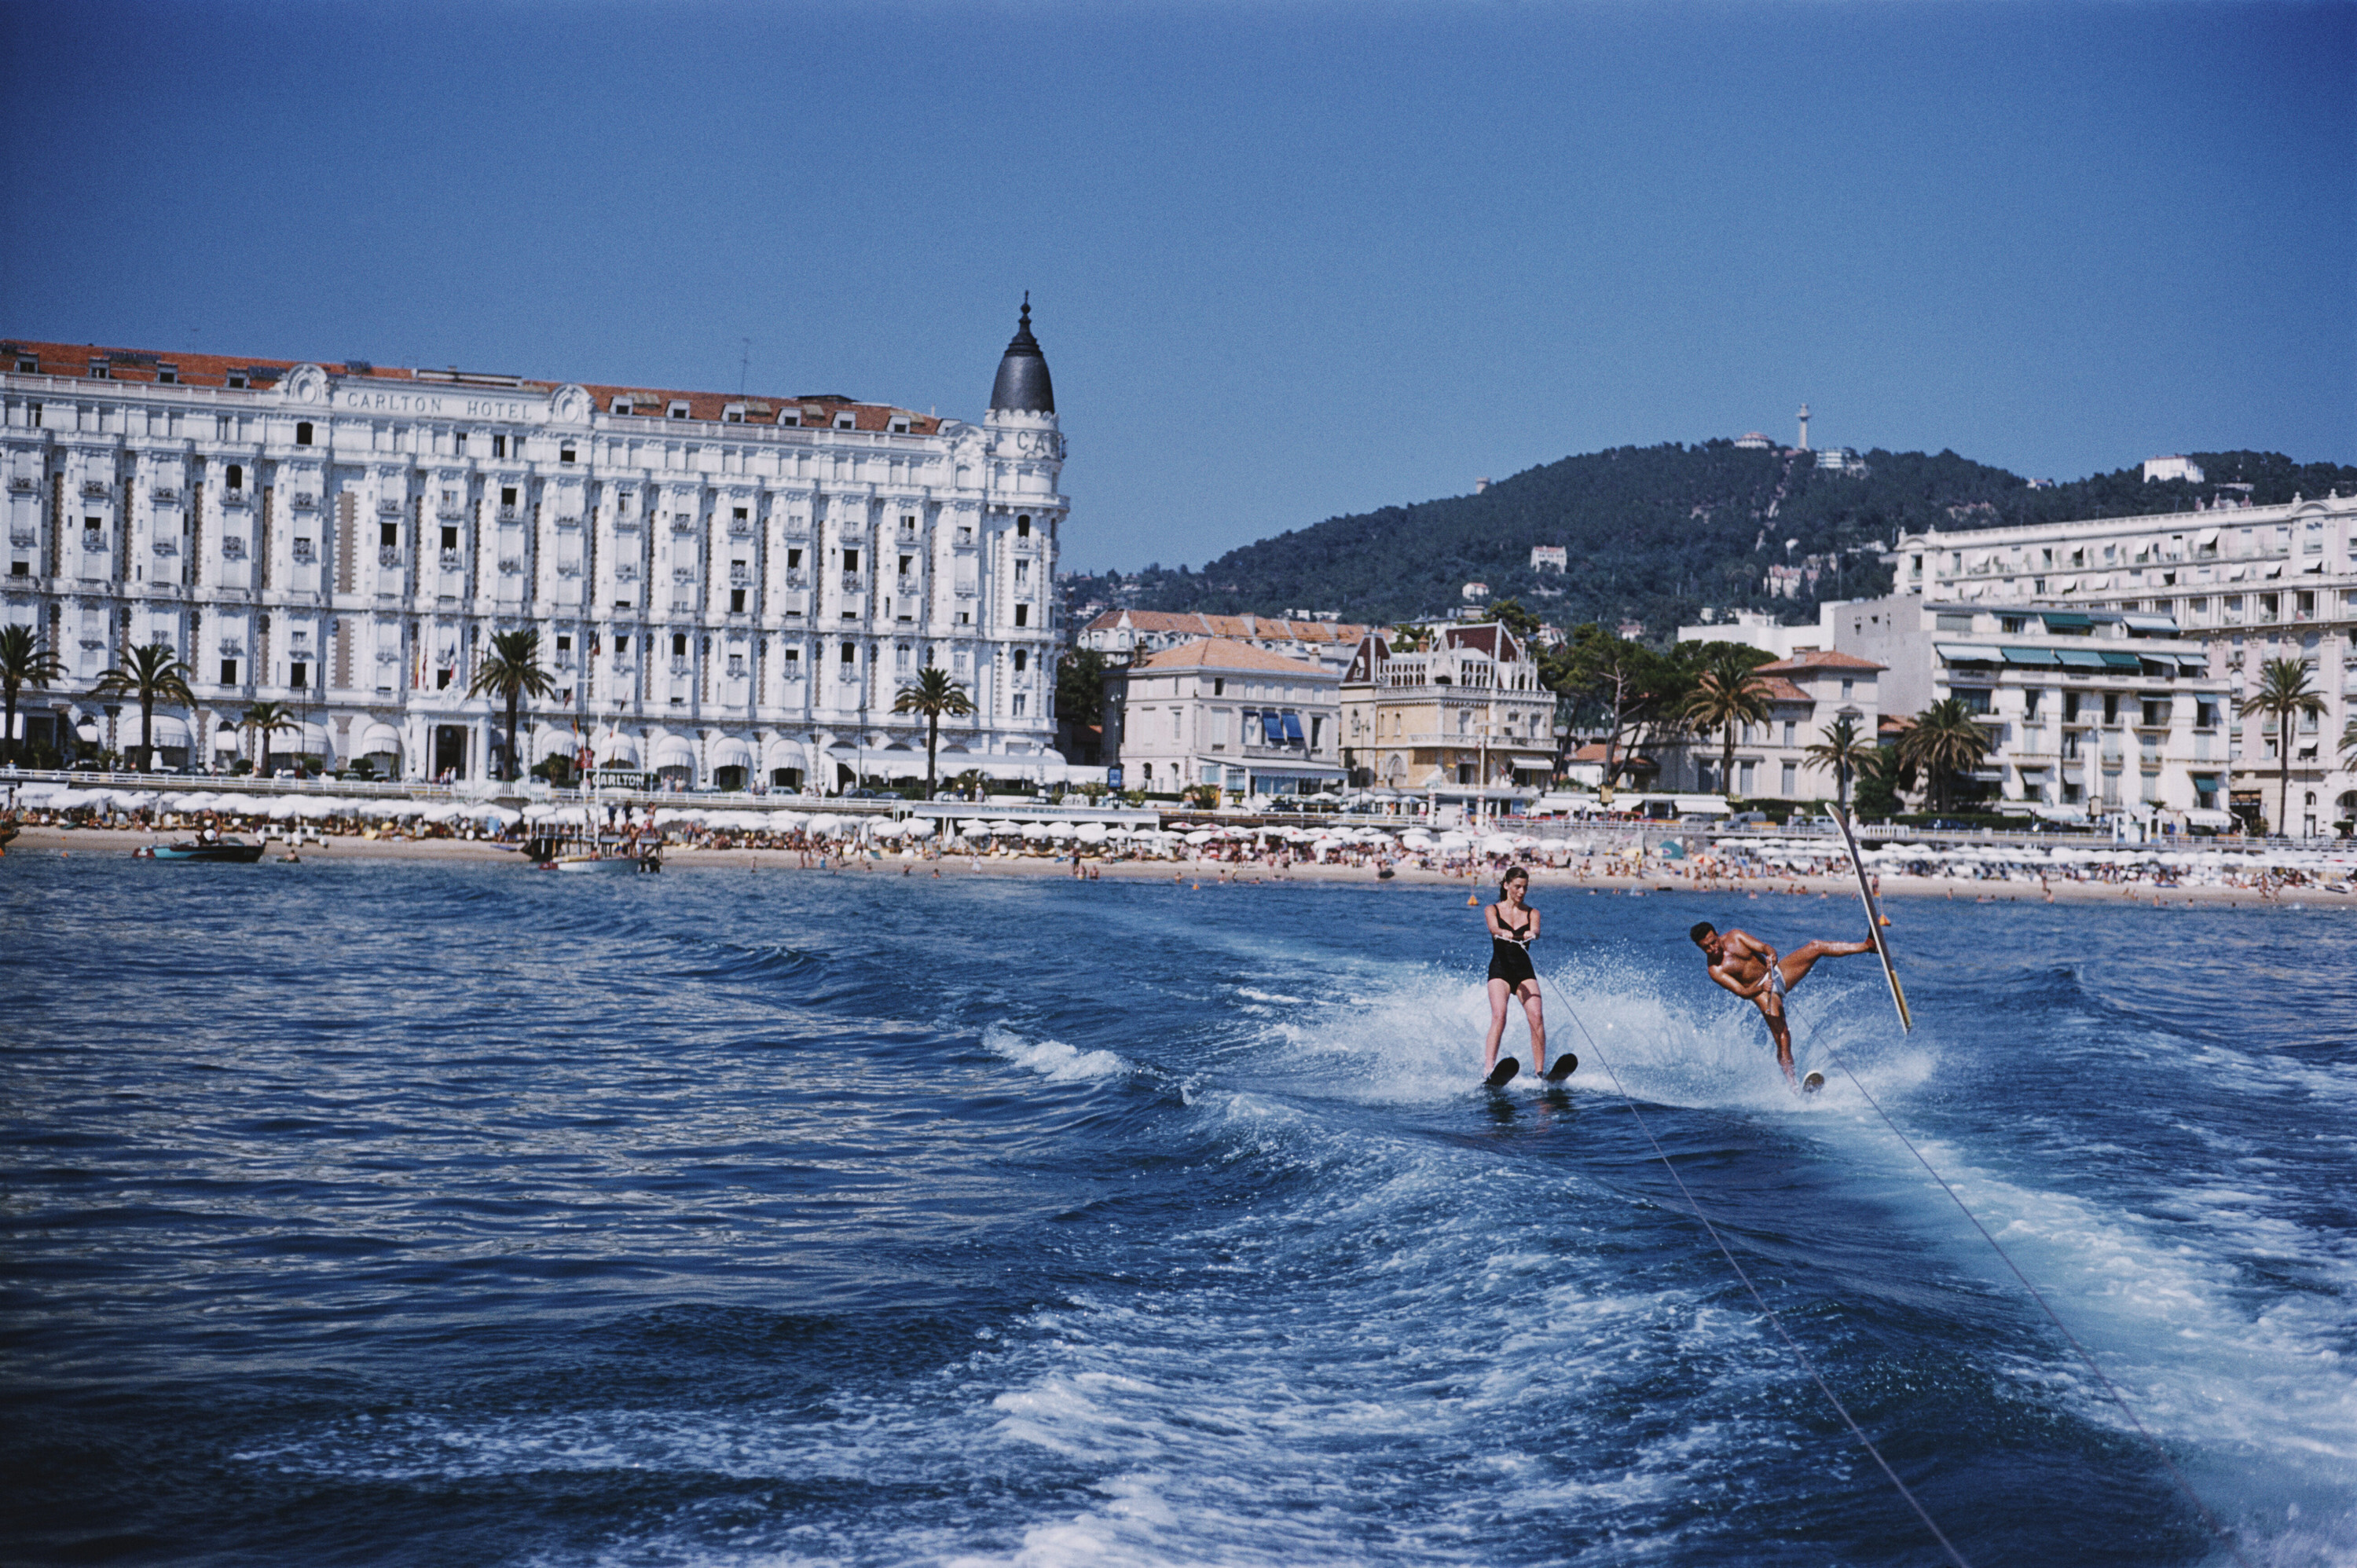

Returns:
1889,489,2357,834
2,304,1069,791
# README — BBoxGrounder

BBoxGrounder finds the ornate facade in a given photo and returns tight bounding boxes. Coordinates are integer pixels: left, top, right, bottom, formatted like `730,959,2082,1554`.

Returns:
2,304,1069,790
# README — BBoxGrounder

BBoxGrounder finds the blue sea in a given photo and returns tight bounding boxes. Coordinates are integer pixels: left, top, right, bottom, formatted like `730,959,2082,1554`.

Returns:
2,854,2352,1567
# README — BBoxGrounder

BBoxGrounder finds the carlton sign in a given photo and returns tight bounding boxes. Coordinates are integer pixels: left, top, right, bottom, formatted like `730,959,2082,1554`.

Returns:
333,387,541,423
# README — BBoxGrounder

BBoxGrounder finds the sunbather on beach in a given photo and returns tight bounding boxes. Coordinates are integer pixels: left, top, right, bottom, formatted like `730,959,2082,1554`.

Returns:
1690,922,1874,1086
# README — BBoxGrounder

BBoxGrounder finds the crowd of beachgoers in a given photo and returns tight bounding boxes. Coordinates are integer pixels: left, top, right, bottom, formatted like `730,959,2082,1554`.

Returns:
8,782,2351,899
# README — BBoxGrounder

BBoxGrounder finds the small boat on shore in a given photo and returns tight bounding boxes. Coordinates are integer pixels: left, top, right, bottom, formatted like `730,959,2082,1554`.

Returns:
137,837,266,863
525,828,662,874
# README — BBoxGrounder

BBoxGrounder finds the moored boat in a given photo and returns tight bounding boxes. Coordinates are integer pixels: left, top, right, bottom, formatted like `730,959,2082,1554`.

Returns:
139,837,266,863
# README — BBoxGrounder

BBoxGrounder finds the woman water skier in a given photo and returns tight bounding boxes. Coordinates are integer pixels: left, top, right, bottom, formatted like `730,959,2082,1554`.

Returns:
1481,866,1549,1079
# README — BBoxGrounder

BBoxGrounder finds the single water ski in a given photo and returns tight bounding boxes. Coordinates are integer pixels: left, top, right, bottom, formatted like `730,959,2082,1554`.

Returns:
1835,808,1912,1032
1802,1070,1825,1094
1484,1057,1520,1089
1544,1053,1578,1084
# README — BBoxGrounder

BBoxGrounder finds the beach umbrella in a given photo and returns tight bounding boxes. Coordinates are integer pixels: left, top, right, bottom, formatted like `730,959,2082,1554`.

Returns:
1479,833,1517,855
1075,821,1108,844
902,819,936,840
805,813,849,837
1048,820,1077,840
1183,830,1217,845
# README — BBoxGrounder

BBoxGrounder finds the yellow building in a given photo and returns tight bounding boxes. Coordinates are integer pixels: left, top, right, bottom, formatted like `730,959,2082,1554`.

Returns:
1340,623,1558,798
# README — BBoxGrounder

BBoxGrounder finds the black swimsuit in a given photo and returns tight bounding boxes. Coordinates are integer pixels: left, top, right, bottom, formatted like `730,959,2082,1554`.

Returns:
1488,906,1537,987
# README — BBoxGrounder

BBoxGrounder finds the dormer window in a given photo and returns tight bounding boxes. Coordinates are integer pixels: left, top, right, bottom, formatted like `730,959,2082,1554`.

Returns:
89,360,110,379
156,365,178,384
13,356,35,373
778,411,799,427
834,412,856,430
723,404,746,423
226,372,248,390
611,396,634,415
888,416,910,434
667,401,690,419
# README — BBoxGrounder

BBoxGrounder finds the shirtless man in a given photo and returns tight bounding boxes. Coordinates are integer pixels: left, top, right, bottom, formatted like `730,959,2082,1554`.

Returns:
1690,922,1875,1086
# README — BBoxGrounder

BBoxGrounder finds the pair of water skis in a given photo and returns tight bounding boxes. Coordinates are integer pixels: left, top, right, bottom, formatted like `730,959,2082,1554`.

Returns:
1484,1057,1824,1095
1483,1054,1579,1089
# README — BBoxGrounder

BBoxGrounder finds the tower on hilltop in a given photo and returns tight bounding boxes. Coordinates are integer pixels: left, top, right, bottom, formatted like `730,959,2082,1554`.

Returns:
1798,403,1810,452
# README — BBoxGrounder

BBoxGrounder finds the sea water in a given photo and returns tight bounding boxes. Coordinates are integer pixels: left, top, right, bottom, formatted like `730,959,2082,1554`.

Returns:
2,856,2350,1566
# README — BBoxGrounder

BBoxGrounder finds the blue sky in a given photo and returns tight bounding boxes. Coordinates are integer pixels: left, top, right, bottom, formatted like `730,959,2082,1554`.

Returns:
3,1,2350,573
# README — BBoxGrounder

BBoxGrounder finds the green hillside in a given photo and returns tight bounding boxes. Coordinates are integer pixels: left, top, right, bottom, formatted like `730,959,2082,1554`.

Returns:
1070,446,2355,639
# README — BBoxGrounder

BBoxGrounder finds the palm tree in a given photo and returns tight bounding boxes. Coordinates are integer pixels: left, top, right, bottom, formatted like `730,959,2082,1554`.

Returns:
1802,713,1876,810
1681,648,1772,797
2245,657,2325,836
2,625,67,767
240,701,295,775
91,642,196,771
1897,698,1993,813
891,665,976,797
466,628,558,782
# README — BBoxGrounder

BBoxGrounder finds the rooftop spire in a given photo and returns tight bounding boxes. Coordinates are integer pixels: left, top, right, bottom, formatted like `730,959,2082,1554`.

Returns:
989,292,1054,414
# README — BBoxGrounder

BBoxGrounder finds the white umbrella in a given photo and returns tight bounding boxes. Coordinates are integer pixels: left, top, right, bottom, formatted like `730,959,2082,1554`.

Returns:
805,813,849,837
1479,833,1517,855
1076,822,1108,844
902,819,936,840
1048,820,1077,839
1184,830,1218,845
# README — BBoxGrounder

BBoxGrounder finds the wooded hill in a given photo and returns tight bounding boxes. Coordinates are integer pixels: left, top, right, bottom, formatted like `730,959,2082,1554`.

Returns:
1069,446,2355,641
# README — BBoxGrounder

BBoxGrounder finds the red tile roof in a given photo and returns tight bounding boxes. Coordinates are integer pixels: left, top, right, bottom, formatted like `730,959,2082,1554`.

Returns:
1129,638,1330,676
0,336,940,433
1087,610,1369,646
1755,650,1885,674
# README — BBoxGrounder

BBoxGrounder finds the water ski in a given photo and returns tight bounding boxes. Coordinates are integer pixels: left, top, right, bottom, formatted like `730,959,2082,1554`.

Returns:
1485,1057,1520,1089
1544,1054,1578,1084
1802,1070,1825,1094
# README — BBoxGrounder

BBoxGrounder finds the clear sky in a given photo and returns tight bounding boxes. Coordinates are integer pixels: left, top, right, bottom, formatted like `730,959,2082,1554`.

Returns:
3,1,2350,573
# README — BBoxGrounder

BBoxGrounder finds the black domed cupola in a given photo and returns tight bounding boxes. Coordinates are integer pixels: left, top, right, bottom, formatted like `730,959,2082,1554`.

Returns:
988,293,1055,415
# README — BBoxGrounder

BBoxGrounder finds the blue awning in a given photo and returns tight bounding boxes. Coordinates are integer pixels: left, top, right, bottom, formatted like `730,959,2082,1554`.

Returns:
1281,712,1305,743
1260,712,1286,745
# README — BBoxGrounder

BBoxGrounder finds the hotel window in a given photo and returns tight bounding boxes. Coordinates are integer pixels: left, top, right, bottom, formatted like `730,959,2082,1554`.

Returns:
226,464,243,489
673,633,689,658
1012,694,1026,716
290,660,308,687
559,444,575,463
1782,720,1796,746
501,487,518,507
156,365,177,384
729,589,746,613
380,522,398,548
669,401,690,419
1013,650,1028,672
888,416,910,434
441,526,460,550
1781,762,1797,795
896,643,912,671
840,641,856,664
27,401,40,426
1014,604,1029,627
220,658,238,683
13,356,34,372
227,372,248,390
834,412,856,429
89,361,110,379
295,422,312,445
614,635,629,654
843,548,860,573
1016,515,1032,538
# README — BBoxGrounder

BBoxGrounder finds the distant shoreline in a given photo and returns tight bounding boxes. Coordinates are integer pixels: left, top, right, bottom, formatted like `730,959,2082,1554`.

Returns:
9,826,2341,910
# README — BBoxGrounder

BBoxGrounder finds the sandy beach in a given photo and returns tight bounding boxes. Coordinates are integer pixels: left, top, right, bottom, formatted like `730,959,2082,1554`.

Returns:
9,823,2342,909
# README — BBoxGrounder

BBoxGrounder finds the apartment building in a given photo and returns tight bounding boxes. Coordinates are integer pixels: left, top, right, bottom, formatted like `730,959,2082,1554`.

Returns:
1102,638,1343,800
1339,622,1557,797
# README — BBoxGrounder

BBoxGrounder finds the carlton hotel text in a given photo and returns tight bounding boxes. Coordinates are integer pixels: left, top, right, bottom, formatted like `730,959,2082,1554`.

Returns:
1,304,1069,788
